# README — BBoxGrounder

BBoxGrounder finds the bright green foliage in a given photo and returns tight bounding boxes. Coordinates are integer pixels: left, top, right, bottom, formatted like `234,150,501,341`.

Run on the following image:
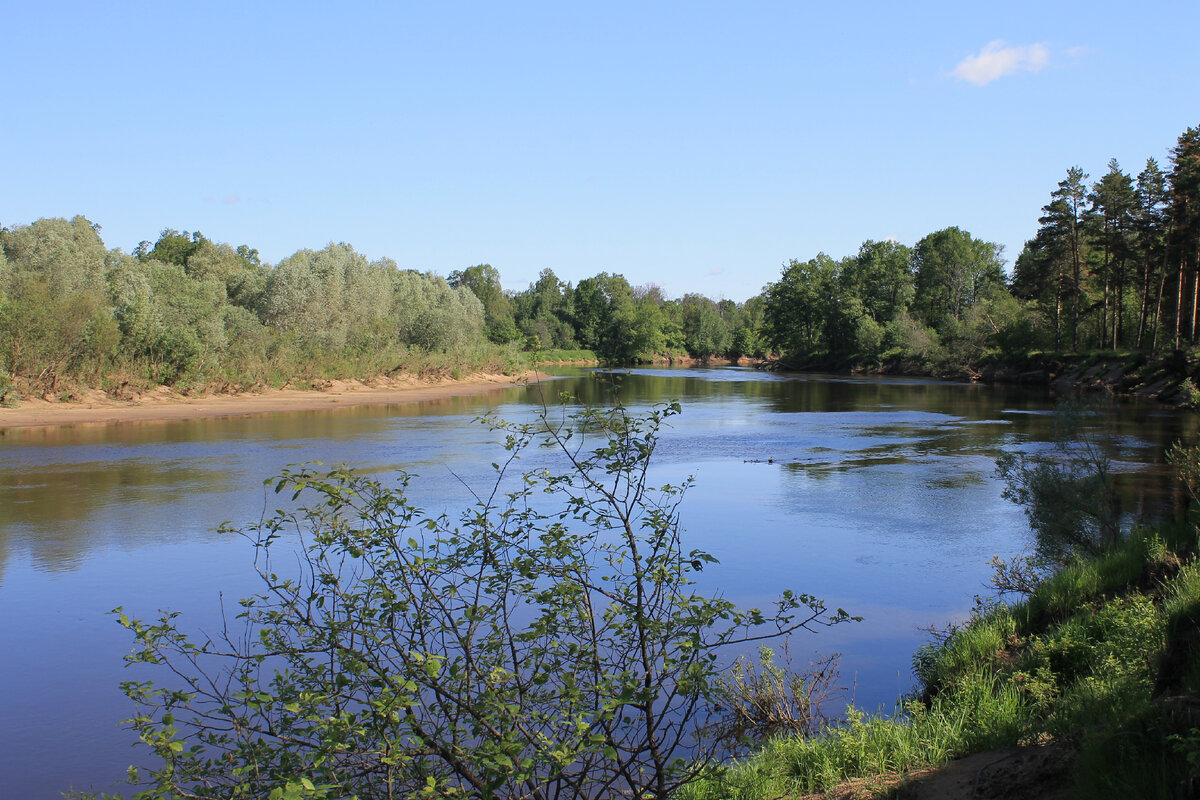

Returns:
680,678,1028,800
761,231,1007,367
95,402,848,800
911,227,1005,333
449,264,519,345
108,255,230,383
725,296,767,362
570,273,657,363
762,253,840,358
847,239,915,324
512,269,577,350
137,228,205,267
679,294,730,359
185,239,267,310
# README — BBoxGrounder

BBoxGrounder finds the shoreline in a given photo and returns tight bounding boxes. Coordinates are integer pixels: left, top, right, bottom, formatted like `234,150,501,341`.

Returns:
0,372,544,430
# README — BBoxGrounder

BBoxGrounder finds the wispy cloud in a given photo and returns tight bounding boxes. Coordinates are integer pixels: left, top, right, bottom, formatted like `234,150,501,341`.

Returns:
706,267,724,277
952,40,1050,86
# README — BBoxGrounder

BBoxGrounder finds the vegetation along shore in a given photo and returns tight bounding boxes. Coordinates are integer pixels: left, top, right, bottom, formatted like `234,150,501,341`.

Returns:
10,125,1200,798
4,124,1200,412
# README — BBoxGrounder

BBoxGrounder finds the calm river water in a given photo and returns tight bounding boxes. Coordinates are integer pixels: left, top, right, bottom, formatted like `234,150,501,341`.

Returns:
0,367,1192,798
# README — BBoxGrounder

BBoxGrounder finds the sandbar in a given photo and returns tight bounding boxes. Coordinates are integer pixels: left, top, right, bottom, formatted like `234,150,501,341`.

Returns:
0,372,544,430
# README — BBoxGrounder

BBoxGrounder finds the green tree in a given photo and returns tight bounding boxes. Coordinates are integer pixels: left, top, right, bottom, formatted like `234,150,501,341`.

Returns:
449,264,519,344
0,271,118,387
391,268,486,352
762,254,839,359
572,273,651,363
725,295,767,361
95,402,850,800
185,239,268,311
1086,160,1136,348
680,294,730,360
513,269,577,350
846,239,914,323
138,229,207,268
1,215,108,296
911,227,1005,335
1134,158,1170,349
108,255,230,383
1168,126,1200,346
0,216,118,386
262,244,395,353
1014,171,1095,351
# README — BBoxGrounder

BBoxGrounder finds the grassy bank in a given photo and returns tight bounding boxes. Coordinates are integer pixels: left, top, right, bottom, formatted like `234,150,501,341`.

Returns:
681,523,1200,799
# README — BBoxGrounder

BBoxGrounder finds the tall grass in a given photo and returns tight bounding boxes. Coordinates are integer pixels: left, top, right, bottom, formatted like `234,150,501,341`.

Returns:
680,671,1028,799
680,525,1200,800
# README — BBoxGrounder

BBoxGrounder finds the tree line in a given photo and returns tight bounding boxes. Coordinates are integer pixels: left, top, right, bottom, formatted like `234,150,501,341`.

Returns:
0,221,767,398
420,123,1200,372
760,124,1200,370
2,124,1197,398
0,221,490,396
1013,127,1200,353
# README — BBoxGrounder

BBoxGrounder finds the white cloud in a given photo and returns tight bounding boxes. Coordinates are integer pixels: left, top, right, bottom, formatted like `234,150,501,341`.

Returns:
952,40,1050,86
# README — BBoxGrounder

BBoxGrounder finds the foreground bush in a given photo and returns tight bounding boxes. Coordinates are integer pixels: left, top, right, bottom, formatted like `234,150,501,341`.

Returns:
87,401,850,800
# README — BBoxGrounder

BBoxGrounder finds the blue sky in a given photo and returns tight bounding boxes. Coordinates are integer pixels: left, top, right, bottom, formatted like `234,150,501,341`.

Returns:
3,1,1198,301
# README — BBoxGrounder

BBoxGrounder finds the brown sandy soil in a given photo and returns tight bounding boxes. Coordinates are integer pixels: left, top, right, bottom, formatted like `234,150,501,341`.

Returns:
800,741,1072,800
0,372,542,430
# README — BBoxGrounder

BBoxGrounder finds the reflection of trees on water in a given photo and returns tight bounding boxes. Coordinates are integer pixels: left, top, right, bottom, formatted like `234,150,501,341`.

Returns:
0,368,1194,580
0,458,235,578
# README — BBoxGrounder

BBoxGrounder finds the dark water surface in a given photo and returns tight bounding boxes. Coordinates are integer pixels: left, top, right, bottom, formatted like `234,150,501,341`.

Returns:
0,367,1192,797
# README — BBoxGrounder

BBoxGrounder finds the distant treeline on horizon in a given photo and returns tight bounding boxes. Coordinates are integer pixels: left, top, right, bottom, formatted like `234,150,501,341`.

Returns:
1,124,1197,397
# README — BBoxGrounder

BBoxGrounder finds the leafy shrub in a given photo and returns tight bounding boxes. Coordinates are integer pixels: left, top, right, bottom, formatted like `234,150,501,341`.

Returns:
94,402,851,800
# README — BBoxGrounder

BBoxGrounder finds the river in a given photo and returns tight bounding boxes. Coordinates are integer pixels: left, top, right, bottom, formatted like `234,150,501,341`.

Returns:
0,367,1191,798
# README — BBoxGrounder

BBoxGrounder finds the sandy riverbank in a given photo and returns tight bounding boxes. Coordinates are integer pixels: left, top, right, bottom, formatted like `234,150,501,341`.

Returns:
0,372,543,430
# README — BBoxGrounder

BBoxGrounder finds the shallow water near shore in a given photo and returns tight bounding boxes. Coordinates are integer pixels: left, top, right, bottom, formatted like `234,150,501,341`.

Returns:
0,366,1192,798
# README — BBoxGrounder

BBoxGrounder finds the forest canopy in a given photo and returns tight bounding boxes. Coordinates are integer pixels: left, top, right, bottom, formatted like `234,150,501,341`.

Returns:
2,124,1197,399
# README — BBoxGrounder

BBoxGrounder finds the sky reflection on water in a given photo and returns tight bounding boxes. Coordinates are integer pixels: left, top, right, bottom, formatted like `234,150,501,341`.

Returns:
0,368,1192,797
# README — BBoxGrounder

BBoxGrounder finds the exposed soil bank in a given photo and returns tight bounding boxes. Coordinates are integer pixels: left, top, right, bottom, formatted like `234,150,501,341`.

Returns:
0,372,541,430
977,350,1200,406
774,350,1200,407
